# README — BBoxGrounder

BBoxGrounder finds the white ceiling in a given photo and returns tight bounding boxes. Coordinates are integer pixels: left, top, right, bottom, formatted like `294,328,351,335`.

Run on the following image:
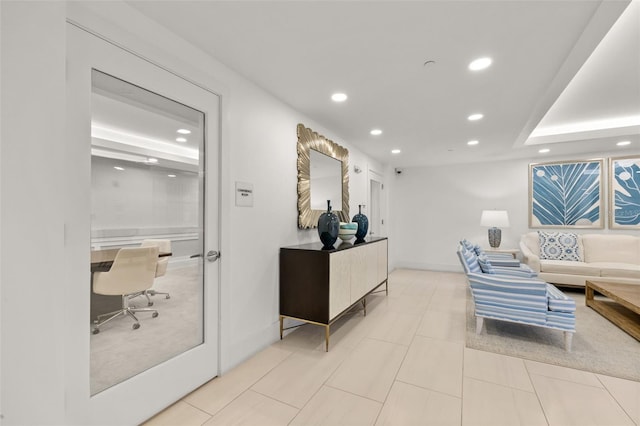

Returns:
125,0,640,167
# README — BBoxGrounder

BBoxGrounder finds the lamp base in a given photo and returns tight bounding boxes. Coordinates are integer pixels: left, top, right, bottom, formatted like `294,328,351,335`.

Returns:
488,227,501,248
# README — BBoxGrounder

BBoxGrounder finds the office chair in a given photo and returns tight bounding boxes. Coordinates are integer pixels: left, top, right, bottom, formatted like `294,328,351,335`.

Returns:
137,239,172,306
92,246,159,334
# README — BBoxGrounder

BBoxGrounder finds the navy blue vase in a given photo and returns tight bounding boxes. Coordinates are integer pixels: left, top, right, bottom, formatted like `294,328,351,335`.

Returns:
352,204,369,243
318,200,339,249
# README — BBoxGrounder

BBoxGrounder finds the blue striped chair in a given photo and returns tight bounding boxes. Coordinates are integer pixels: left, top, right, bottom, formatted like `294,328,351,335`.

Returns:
457,245,576,351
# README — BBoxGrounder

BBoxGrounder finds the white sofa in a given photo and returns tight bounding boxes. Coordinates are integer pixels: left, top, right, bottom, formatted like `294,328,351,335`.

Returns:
520,232,640,287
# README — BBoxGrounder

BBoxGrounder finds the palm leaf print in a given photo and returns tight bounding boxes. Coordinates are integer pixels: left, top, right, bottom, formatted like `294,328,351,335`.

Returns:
613,159,640,226
532,161,601,226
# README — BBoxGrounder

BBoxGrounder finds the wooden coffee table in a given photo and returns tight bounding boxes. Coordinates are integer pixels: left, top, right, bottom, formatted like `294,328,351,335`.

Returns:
585,281,640,341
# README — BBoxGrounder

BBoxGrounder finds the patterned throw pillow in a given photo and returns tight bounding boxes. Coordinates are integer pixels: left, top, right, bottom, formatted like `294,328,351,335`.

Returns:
477,254,495,274
538,231,581,261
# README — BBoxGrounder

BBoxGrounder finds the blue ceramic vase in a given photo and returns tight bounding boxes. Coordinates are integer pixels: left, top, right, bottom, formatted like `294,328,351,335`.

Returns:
352,204,369,243
318,200,339,249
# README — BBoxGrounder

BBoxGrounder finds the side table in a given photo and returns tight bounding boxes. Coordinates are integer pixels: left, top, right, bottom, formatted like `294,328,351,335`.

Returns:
485,248,519,259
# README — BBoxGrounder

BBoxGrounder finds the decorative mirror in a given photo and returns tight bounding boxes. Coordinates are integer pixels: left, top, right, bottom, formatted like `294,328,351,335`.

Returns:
297,124,349,228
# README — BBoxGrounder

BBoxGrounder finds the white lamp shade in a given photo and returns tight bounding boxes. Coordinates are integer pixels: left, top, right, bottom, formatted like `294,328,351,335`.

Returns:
480,210,510,228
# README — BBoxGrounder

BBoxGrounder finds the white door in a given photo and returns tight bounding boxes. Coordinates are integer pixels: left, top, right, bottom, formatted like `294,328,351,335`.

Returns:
369,170,385,237
65,24,219,424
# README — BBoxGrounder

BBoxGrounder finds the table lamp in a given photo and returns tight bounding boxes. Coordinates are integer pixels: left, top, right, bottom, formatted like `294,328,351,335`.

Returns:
480,210,510,248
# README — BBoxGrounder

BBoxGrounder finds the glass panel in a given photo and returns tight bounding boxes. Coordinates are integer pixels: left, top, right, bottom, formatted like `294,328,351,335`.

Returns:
309,149,342,211
90,70,204,395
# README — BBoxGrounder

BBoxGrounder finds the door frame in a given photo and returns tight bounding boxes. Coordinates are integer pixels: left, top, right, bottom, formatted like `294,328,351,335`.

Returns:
368,169,386,237
65,22,221,424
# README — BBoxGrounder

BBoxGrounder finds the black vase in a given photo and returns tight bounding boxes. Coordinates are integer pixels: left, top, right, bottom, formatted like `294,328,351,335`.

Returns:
318,200,339,249
352,204,369,243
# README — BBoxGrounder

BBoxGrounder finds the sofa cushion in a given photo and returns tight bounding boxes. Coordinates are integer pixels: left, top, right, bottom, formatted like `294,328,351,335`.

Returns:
590,262,640,279
582,234,640,264
538,231,582,261
540,260,601,276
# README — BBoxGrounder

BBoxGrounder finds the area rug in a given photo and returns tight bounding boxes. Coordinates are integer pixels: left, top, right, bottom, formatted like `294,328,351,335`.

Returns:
465,289,640,381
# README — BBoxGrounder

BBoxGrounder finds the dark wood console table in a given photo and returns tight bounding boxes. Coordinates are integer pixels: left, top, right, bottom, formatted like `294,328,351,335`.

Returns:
279,237,388,351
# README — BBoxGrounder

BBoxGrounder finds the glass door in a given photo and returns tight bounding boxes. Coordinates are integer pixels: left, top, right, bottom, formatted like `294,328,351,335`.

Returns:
89,70,206,395
65,24,219,424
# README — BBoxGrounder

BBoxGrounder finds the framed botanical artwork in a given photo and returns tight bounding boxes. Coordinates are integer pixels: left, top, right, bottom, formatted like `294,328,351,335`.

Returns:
609,156,640,229
529,159,604,228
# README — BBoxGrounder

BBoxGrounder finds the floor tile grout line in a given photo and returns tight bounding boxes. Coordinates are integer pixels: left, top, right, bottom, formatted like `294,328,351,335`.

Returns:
324,383,387,405
594,374,638,425
394,377,463,401
155,399,212,425
248,387,302,411
525,369,606,389
283,341,384,425
370,288,440,426
189,349,296,418
523,357,553,425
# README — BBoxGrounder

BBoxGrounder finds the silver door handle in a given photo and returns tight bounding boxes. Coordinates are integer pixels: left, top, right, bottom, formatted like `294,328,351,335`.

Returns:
206,250,221,262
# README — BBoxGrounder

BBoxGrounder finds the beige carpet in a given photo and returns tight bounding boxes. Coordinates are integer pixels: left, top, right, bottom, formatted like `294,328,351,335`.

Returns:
466,288,640,381
90,263,203,395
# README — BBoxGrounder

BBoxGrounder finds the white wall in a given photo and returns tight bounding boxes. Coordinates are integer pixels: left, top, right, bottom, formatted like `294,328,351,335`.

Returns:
0,2,67,424
389,152,640,272
1,2,388,423
91,156,199,231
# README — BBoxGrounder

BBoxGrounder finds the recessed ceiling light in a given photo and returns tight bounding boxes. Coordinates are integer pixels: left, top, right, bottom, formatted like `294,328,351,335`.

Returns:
469,57,492,71
617,140,631,146
331,93,347,102
467,140,479,146
168,174,176,178
176,137,187,143
177,129,191,134
114,166,124,171
539,148,550,153
468,113,484,121
391,149,401,154
370,129,382,136
147,158,158,163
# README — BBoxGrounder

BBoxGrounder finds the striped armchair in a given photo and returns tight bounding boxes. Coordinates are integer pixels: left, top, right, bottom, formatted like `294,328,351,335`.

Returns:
458,244,576,351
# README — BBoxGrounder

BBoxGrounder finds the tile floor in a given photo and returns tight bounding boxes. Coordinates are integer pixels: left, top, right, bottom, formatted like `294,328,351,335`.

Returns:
144,269,639,426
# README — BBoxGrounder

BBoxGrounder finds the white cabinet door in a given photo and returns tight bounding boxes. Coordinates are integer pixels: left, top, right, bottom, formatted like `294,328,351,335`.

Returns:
377,239,388,284
329,250,351,319
351,243,378,303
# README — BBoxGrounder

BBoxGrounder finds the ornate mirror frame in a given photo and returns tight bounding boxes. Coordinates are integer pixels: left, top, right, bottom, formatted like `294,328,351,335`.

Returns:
297,124,349,229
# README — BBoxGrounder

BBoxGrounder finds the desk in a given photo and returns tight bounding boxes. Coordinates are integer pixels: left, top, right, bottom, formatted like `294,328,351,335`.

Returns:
90,249,172,321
